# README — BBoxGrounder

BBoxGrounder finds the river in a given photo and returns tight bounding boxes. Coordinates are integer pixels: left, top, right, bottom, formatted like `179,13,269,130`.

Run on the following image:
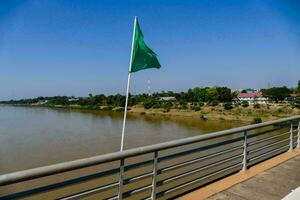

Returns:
0,106,245,174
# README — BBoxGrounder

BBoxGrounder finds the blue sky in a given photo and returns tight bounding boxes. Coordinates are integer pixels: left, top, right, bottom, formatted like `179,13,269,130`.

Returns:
0,0,299,100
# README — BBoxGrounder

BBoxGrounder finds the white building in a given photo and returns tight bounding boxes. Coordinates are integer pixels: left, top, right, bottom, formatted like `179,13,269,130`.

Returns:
159,97,176,101
236,92,269,104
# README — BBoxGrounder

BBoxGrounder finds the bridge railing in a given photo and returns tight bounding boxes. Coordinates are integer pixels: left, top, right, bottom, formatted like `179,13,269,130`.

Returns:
0,116,300,199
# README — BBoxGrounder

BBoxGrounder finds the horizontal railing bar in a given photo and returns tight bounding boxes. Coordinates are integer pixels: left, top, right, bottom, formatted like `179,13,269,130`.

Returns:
158,136,243,163
248,131,289,146
1,116,298,186
125,159,154,171
0,168,120,200
248,138,290,154
103,195,119,200
122,184,152,198
247,126,288,139
158,145,243,175
142,197,152,200
58,182,119,200
249,145,289,162
124,172,153,185
157,154,243,186
157,162,242,197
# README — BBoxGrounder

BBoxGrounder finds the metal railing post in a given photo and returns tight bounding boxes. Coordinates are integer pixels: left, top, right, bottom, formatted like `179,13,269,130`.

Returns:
151,151,158,200
242,131,247,172
297,121,300,148
118,159,125,200
289,122,293,152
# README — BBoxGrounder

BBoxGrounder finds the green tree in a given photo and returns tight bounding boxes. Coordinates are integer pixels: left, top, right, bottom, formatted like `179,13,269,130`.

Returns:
193,87,206,102
261,87,291,102
187,88,195,102
179,99,188,109
208,100,219,106
205,88,219,102
216,87,232,102
143,98,156,109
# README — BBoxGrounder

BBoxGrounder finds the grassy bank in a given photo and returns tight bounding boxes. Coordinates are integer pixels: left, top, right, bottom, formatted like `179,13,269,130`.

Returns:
128,104,300,123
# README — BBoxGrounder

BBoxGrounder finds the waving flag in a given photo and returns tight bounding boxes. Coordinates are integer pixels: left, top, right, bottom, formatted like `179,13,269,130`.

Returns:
130,18,161,73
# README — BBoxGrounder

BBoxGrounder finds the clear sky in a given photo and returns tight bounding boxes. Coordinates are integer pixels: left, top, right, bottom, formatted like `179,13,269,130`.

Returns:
0,0,299,100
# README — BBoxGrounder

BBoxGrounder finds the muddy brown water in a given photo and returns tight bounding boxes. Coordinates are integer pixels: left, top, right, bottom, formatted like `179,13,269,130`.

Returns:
0,106,244,173
1,106,288,199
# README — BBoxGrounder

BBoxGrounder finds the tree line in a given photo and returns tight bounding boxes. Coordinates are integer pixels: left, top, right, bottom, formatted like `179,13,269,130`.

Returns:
1,81,299,110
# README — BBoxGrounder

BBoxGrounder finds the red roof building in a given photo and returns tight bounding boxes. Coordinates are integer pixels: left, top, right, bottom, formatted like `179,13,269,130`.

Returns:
236,92,268,104
237,92,263,99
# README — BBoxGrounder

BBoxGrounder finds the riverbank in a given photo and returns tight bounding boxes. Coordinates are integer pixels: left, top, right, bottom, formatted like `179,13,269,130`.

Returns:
129,104,300,122
3,103,299,123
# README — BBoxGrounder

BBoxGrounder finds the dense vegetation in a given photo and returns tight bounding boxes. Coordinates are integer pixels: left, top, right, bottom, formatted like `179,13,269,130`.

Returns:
1,81,299,112
261,86,292,102
0,87,233,109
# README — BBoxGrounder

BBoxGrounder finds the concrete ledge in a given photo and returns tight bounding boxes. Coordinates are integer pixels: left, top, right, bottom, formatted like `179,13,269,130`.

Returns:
179,148,300,200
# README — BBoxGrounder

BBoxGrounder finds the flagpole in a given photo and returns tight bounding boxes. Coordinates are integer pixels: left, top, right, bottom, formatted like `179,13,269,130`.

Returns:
118,16,137,200
120,16,137,152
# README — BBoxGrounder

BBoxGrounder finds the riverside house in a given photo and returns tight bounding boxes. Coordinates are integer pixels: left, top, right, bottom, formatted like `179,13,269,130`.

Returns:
236,91,269,104
287,93,299,103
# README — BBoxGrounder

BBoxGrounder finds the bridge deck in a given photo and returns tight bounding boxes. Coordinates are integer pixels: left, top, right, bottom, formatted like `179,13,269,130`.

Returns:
180,148,300,200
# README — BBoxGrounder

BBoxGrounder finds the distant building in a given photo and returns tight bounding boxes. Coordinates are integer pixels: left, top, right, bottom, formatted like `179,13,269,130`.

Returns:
159,97,176,101
68,98,79,102
37,100,48,105
236,92,268,104
286,94,299,103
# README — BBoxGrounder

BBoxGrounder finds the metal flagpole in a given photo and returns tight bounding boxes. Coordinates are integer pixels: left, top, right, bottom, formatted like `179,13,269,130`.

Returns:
120,16,137,152
118,16,137,200
120,73,131,151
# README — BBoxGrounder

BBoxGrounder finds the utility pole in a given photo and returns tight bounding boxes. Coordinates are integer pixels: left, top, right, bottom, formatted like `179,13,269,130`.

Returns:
148,79,151,96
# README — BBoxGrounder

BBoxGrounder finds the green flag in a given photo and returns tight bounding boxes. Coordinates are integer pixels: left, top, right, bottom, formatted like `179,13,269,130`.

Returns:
129,18,161,73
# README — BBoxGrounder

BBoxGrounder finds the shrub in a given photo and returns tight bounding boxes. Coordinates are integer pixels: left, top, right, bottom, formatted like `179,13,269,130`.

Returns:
295,97,300,109
234,102,240,107
198,102,205,107
152,103,162,109
208,100,219,106
179,100,188,109
277,108,283,113
241,101,249,108
143,99,156,109
200,115,207,120
163,108,170,112
252,117,262,124
224,102,233,110
162,102,172,112
253,103,260,109
192,106,201,111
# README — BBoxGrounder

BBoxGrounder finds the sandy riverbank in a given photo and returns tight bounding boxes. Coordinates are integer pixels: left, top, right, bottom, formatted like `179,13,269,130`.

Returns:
3,103,299,123
128,104,300,123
